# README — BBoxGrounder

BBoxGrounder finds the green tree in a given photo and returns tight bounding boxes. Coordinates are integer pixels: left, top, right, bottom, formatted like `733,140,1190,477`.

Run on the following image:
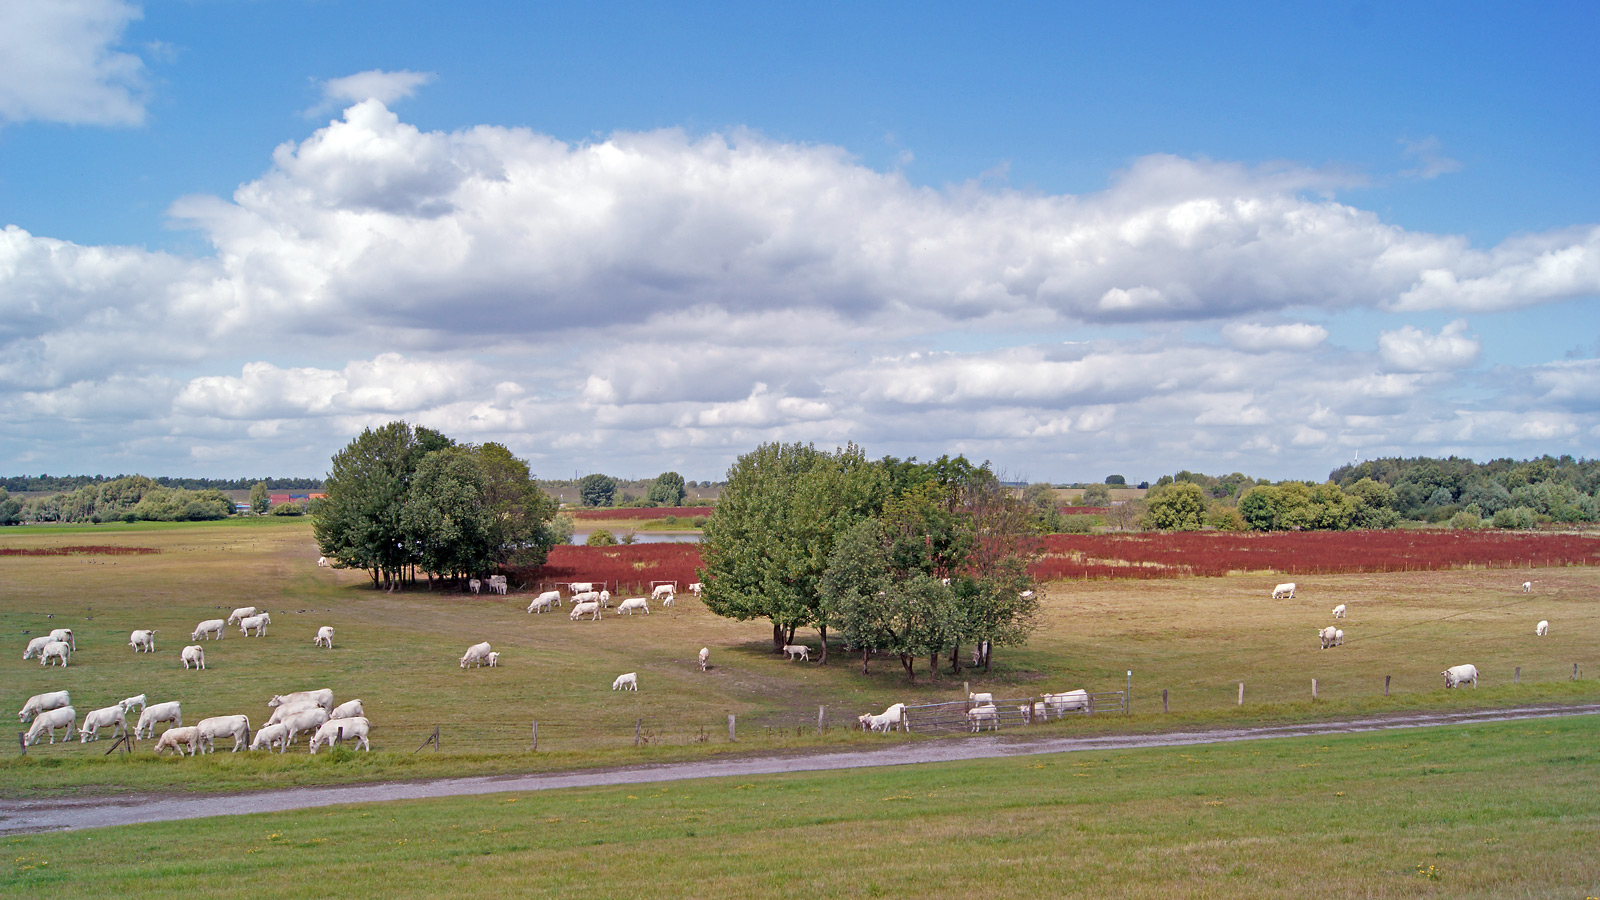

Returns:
586,528,618,546
249,481,270,514
315,421,451,590
578,473,618,507
1142,482,1206,531
471,443,559,569
401,447,493,584
1105,475,1126,485
0,488,21,526
648,471,687,506
1081,483,1112,506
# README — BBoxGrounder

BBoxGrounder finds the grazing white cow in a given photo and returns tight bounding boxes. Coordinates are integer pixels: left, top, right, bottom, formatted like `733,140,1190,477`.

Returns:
527,590,561,613
313,626,335,648
661,592,674,608
135,700,182,738
1319,626,1339,650
79,705,127,742
1272,583,1297,599
25,707,77,745
698,647,709,672
317,556,331,567
192,619,225,641
873,703,906,732
40,640,70,667
1020,590,1036,600
118,694,147,714
310,716,371,753
1044,690,1089,716
460,641,493,668
280,707,330,748
782,644,811,661
49,628,74,650
129,629,157,652
153,726,201,756
23,635,52,660
250,722,289,752
265,700,320,727
652,584,676,601
227,606,258,625
1536,619,1549,637
1442,664,1479,689
488,575,508,595
196,715,252,753
569,600,602,621
569,582,595,594
19,690,71,723
181,644,206,669
689,582,703,596
968,691,994,705
239,612,271,636
329,699,364,720
469,578,482,595
612,672,638,691
1522,581,1532,593
268,689,334,711
570,590,601,608
597,590,611,608
967,704,1000,732
616,597,650,616
1331,604,1346,619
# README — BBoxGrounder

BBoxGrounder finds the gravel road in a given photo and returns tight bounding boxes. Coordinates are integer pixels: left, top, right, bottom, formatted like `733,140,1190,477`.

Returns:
4,703,1595,835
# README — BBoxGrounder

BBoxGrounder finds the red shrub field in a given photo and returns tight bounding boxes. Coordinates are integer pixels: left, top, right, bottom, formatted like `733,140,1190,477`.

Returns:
570,507,712,521
513,543,703,592
1030,530,1600,581
0,545,159,556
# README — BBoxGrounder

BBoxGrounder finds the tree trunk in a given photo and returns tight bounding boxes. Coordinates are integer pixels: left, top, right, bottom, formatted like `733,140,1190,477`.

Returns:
949,643,962,675
861,646,870,675
785,623,797,646
818,625,828,665
900,653,916,684
772,622,785,652
929,650,939,680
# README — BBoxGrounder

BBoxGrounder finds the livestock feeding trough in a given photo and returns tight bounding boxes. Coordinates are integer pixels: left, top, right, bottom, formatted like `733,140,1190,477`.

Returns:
895,690,1127,735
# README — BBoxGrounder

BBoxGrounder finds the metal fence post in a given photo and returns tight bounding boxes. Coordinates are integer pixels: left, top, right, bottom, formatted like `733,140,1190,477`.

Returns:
1126,670,1132,715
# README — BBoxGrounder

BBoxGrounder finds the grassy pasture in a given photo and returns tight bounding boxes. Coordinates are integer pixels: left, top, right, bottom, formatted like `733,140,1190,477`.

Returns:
5,715,1600,898
3,519,1599,797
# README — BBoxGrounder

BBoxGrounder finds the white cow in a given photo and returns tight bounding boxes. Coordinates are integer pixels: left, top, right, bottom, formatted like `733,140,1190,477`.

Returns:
1319,626,1339,650
689,582,704,596
569,582,595,594
23,635,52,660
1442,664,1479,689
153,725,200,756
486,651,500,667
598,590,612,608
279,706,330,748
239,612,271,636
698,647,709,671
268,689,334,711
181,644,206,669
569,601,602,621
1334,628,1345,647
49,628,74,650
79,705,128,742
317,556,331,567
313,626,335,648
196,715,251,753
651,584,676,601
460,641,493,668
967,704,1000,732
129,629,157,652
616,597,650,616
329,699,364,720
873,702,906,732
469,578,482,595
19,690,71,723
1018,701,1049,724
250,722,289,752
527,590,561,613
227,606,258,625
1044,690,1089,716
135,700,182,738
1536,619,1549,637
612,672,638,691
118,694,146,714
1522,581,1532,593
1273,583,1297,599
1331,604,1346,619
24,706,76,745
309,716,370,753
488,575,508,595
570,590,601,607
782,644,811,661
40,640,70,666
968,691,994,705
661,592,674,608
192,619,225,641
265,700,321,727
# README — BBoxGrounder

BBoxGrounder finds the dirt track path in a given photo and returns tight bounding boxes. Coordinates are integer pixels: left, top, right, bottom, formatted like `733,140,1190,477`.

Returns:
5,703,1596,834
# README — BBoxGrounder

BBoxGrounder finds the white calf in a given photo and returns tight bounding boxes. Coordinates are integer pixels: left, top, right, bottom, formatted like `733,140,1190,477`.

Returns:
1044,690,1089,716
486,651,500,667
1536,619,1549,637
967,704,999,732
135,701,182,738
40,640,70,666
118,694,146,714
196,715,252,753
968,691,994,705
1018,701,1049,724
313,626,335,648
689,582,703,596
227,606,258,625
1442,664,1478,689
612,672,638,691
460,641,493,668
79,705,127,742
652,584,676,600
469,578,482,595
192,619,225,641
1331,604,1346,619
310,716,370,753
24,706,77,745
1319,626,1339,650
616,597,650,616
569,601,602,620
1522,581,1532,593
280,707,330,748
317,556,331,567
329,699,364,720
1272,582,1297,599
782,644,811,661
153,726,200,756
661,593,673,608
49,628,74,650
488,575,508,595
527,590,560,613
698,647,709,672
1334,628,1345,647
129,629,156,652
181,644,206,669
239,612,271,636
23,635,51,660
250,722,289,752
20,690,71,723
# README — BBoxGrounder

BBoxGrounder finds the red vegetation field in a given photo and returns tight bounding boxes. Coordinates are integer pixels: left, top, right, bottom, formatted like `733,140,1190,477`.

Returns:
1030,530,1600,581
570,507,712,521
513,543,703,592
0,545,160,556
1059,507,1108,516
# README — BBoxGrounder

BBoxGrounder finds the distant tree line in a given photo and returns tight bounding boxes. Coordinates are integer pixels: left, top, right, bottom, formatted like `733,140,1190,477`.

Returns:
6,476,235,525
0,474,322,493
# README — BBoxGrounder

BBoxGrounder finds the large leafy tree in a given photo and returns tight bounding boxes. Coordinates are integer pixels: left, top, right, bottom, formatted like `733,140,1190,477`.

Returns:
315,422,445,590
578,473,618,507
1142,482,1207,531
648,471,687,506
401,447,493,584
472,443,561,569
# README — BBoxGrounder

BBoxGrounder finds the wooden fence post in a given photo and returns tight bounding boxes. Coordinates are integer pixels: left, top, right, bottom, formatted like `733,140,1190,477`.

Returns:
1162,689,1169,714
1311,678,1317,700
1384,675,1391,697
635,718,641,747
1126,670,1133,715
817,706,824,735
531,719,538,751
414,726,440,753
1237,682,1244,706
728,714,736,742
1573,663,1581,681
1515,667,1520,684
17,732,25,756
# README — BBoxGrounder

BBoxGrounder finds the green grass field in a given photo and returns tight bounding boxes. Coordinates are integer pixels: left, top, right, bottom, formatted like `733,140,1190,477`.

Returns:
3,518,1599,799
4,714,1599,898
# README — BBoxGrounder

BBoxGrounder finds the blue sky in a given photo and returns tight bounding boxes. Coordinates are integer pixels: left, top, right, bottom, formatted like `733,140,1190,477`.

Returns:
1,1,1596,484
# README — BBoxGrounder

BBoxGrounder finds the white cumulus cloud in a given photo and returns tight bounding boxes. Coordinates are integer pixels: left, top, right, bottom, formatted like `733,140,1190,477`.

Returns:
1221,322,1330,352
311,69,434,113
0,0,147,126
1378,320,1481,372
